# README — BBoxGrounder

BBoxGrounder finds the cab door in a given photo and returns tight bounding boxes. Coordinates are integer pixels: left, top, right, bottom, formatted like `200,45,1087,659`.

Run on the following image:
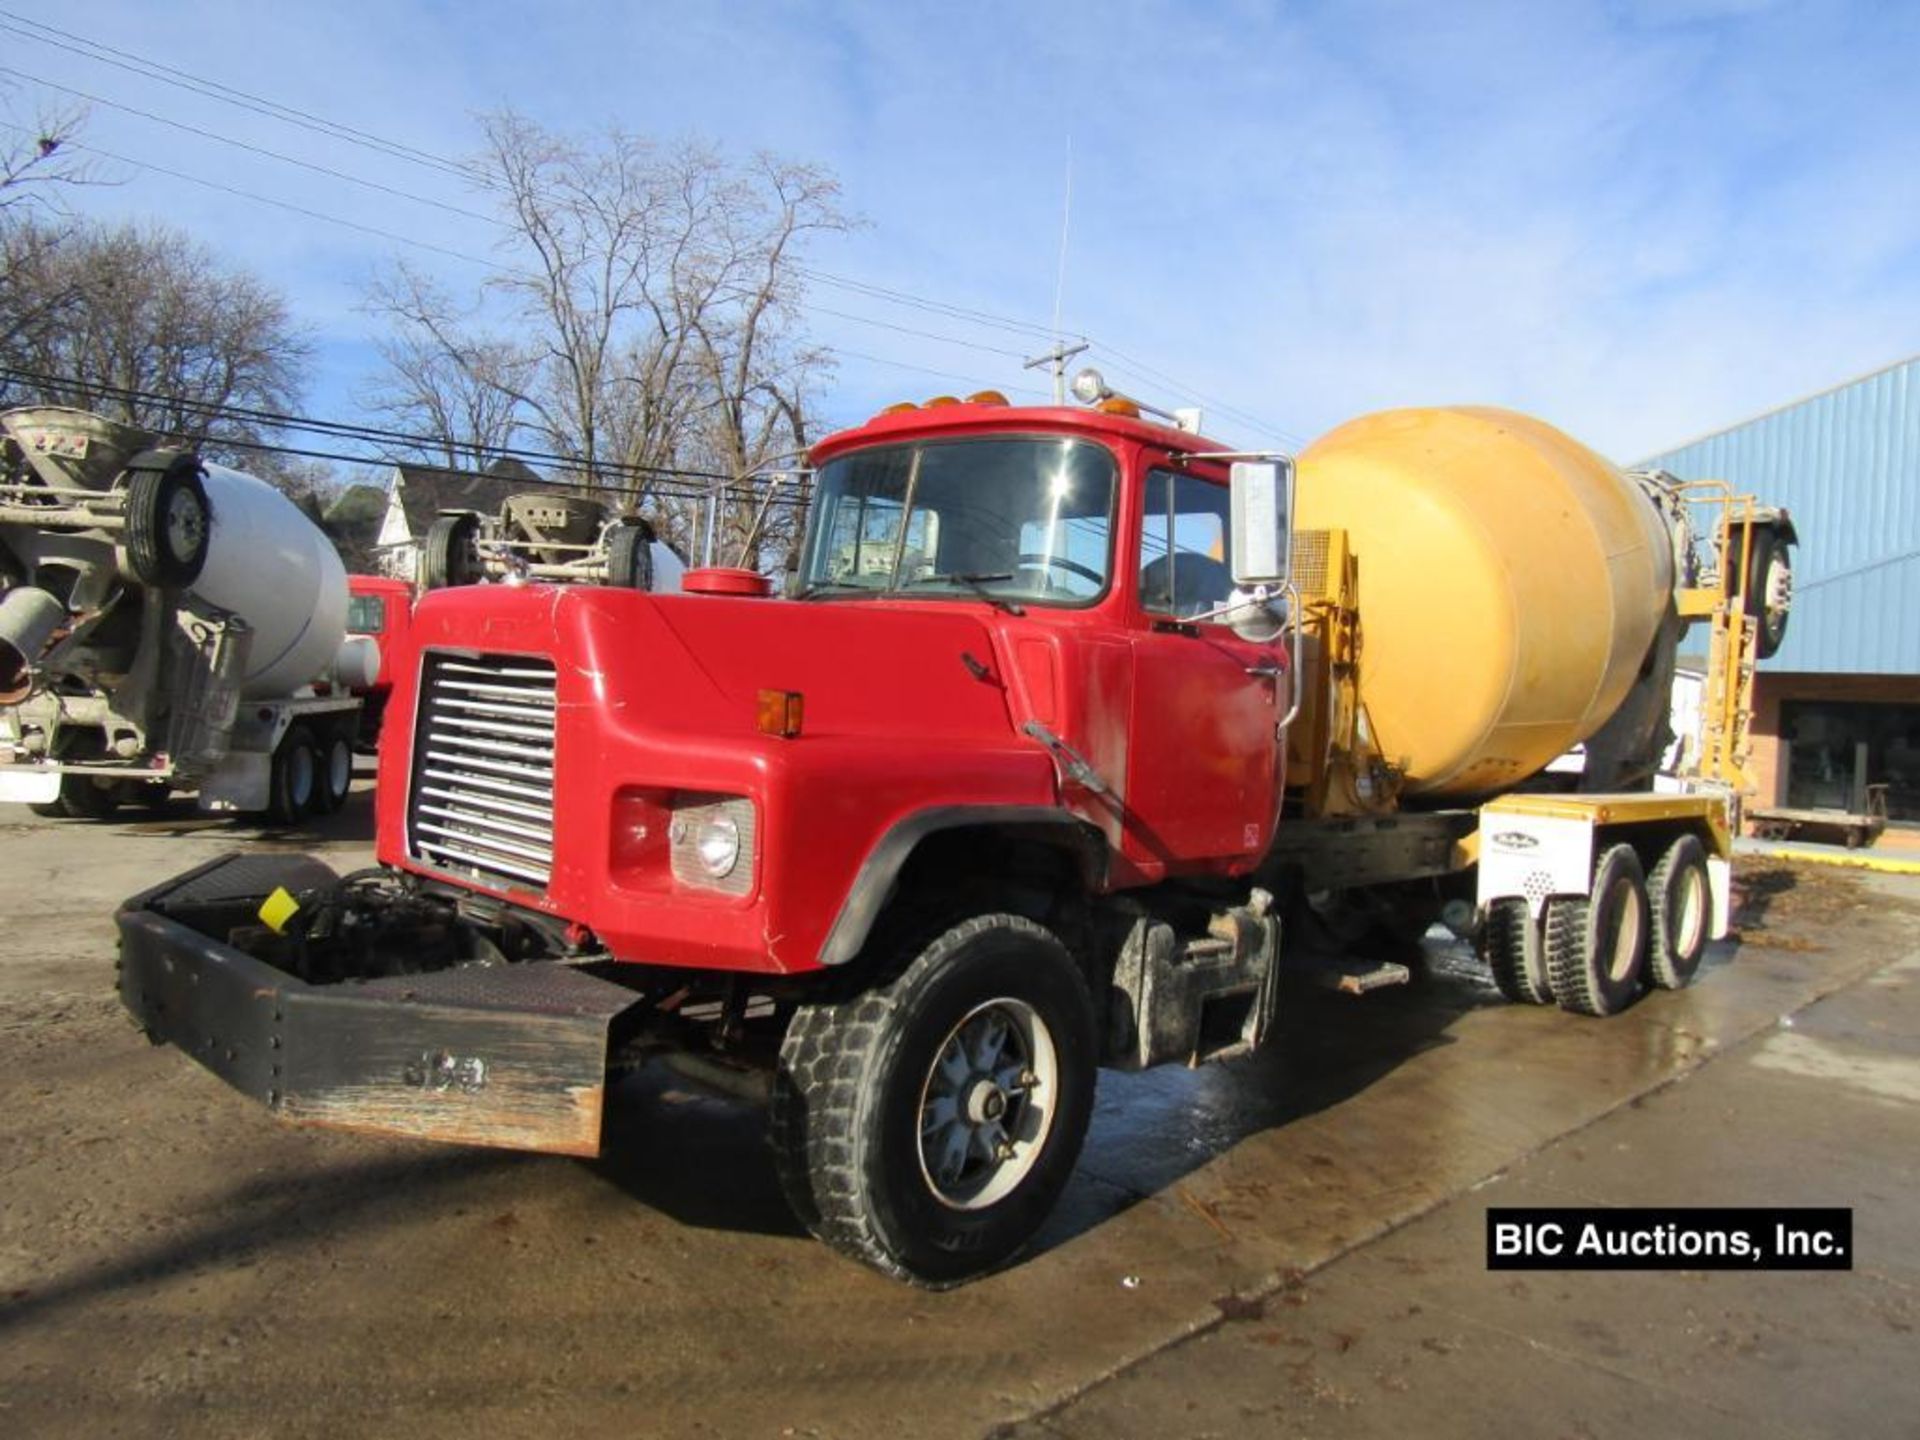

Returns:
1125,464,1285,869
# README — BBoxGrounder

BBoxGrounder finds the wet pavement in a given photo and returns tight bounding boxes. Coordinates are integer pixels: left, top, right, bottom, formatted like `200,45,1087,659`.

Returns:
2,786,1916,1437
1015,887,1920,1440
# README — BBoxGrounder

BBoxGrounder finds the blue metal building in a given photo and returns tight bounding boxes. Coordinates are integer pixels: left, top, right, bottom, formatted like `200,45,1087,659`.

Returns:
1638,354,1920,822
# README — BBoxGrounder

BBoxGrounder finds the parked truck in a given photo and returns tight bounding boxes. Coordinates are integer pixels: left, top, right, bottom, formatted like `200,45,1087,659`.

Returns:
114,384,1793,1283
0,407,376,821
416,490,687,593
345,572,415,749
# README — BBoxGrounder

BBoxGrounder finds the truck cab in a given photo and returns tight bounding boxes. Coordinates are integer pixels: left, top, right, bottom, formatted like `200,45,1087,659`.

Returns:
121,392,1298,1285
375,399,1293,973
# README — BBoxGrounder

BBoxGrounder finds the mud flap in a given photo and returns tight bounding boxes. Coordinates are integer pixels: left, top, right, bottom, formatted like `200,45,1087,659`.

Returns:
117,854,640,1157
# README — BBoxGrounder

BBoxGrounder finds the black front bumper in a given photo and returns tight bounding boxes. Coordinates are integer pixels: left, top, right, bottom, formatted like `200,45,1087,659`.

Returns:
116,854,641,1156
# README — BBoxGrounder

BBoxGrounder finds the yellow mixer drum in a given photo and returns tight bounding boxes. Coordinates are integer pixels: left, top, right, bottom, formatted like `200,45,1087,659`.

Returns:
1295,407,1674,799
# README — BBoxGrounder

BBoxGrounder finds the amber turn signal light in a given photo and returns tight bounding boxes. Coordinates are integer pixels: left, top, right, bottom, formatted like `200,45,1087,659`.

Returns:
756,688,804,738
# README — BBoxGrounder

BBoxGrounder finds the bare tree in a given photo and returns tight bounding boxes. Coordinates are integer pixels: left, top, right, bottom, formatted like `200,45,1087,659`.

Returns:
0,96,94,214
362,263,533,471
0,97,95,378
363,112,848,560
0,218,309,461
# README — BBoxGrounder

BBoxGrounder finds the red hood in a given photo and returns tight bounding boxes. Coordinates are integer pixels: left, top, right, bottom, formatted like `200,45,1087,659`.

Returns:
405,584,1016,743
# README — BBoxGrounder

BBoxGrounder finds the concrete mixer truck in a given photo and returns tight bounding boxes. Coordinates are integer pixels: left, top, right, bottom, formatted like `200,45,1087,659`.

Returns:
113,383,1794,1283
415,491,687,593
0,407,376,821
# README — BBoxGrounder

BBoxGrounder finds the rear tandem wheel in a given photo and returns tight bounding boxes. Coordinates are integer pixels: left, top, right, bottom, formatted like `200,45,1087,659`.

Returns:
1544,843,1650,1017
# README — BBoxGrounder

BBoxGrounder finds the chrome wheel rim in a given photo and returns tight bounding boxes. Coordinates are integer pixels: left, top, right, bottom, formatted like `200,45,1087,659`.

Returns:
916,998,1058,1211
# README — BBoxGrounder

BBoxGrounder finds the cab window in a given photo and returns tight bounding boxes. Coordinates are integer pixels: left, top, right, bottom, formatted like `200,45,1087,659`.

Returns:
346,594,387,633
1138,469,1233,619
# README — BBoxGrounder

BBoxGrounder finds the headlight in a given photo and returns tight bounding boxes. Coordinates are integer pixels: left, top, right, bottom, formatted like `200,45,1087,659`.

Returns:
695,812,740,877
668,794,756,895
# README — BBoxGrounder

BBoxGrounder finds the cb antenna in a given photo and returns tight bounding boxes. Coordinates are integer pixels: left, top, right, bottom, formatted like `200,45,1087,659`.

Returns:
1024,135,1086,403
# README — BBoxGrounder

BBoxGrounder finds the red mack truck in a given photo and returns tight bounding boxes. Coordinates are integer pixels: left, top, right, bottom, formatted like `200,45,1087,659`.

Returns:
115,381,1792,1283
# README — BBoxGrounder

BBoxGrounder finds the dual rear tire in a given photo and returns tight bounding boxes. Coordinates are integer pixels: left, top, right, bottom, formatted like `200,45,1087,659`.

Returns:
1488,835,1712,1017
267,724,354,824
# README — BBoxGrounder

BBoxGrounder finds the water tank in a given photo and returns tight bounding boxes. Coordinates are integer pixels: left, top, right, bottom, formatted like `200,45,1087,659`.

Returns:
190,462,348,698
1295,407,1673,799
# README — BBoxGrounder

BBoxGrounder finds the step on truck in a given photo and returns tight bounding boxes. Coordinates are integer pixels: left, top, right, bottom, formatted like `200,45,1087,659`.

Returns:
115,380,1793,1283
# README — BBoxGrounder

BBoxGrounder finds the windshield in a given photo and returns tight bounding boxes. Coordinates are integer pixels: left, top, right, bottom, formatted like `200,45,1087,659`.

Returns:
798,437,1117,605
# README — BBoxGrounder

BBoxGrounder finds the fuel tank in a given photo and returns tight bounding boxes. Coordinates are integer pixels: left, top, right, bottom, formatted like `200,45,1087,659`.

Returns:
1295,407,1673,799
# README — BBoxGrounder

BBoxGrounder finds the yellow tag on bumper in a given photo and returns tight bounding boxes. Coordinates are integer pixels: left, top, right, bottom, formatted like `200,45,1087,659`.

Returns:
257,886,300,934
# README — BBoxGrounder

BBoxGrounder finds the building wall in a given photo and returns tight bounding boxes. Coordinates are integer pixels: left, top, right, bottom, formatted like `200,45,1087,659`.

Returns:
1750,671,1920,813
1638,355,1920,677
375,481,419,582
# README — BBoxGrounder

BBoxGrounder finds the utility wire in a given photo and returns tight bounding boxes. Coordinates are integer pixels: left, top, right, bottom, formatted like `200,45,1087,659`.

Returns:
820,346,1051,401
0,122,506,271
794,265,1075,343
0,14,1079,351
1092,344,1303,448
0,66,507,227
0,11,484,186
3,13,1296,446
807,304,1031,360
0,366,811,505
0,122,1058,369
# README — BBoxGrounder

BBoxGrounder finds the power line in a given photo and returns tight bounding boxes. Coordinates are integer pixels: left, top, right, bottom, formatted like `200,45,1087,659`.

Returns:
1091,344,1303,448
0,123,1066,373
0,66,507,228
794,265,1073,343
808,303,1030,360
0,366,813,506
0,13,1078,361
0,122,504,272
4,12,1297,448
821,346,1051,401
0,11,483,187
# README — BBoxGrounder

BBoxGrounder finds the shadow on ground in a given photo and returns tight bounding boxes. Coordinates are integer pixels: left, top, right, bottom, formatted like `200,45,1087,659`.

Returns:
585,938,1500,1260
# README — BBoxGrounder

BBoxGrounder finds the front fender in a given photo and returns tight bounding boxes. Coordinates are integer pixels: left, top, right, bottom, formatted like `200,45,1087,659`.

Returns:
814,804,1107,967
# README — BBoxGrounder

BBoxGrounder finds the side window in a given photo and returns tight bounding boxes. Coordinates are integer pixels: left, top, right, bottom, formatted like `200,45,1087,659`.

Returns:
1138,469,1233,619
346,594,386,633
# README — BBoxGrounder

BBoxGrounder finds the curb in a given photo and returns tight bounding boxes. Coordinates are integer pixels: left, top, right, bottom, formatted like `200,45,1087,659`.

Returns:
1742,845,1920,875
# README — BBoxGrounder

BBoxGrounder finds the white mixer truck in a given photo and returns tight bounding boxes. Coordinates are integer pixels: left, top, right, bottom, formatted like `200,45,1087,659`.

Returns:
0,407,376,821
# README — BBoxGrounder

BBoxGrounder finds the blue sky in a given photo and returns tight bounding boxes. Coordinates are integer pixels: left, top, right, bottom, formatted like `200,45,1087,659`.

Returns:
5,0,1915,466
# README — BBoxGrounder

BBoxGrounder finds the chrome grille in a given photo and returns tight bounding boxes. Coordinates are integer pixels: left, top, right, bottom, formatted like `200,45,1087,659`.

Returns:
408,651,557,892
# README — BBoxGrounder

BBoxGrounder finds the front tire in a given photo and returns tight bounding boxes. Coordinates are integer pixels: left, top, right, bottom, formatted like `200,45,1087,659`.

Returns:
770,913,1097,1285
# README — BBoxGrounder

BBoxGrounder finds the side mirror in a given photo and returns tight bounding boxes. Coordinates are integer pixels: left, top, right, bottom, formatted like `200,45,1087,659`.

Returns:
1229,458,1294,587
